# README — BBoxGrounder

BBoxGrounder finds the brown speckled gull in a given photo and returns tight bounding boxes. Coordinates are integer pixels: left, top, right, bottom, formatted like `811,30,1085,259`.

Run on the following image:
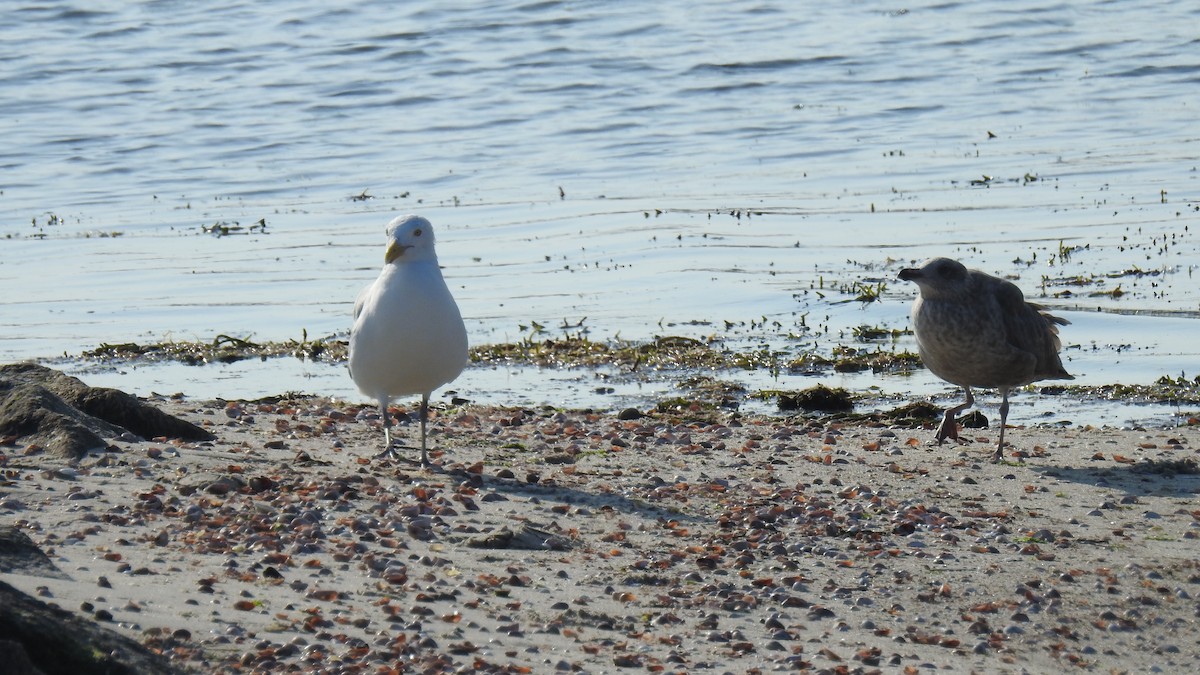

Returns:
898,257,1073,461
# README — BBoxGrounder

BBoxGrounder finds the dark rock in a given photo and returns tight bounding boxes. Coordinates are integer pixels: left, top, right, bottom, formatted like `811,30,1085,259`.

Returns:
0,526,69,580
0,579,183,674
0,639,44,675
0,382,116,458
0,363,212,460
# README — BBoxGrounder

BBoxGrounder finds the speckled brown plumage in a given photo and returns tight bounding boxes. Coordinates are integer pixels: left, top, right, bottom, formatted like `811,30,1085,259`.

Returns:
899,257,1072,461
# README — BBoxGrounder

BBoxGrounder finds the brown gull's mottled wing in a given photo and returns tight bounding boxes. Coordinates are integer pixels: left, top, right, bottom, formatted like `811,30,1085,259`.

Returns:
995,280,1073,381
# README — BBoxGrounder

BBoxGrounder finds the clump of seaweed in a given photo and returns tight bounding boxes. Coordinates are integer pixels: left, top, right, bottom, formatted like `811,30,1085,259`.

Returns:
877,400,942,428
200,218,268,237
677,375,746,410
829,346,921,374
83,331,345,365
1082,374,1200,405
770,385,854,413
472,335,760,371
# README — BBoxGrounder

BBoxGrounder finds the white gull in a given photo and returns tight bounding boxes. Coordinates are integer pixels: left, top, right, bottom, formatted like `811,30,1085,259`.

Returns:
349,215,468,466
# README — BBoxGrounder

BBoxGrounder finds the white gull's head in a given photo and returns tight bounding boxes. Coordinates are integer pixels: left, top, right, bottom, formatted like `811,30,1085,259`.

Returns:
384,214,438,264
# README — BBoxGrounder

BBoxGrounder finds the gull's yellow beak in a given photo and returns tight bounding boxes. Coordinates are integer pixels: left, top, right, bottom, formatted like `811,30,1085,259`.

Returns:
385,241,411,263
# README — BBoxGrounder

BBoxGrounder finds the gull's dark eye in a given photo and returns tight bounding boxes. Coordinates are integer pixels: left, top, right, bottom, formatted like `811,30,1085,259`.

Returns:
413,229,423,237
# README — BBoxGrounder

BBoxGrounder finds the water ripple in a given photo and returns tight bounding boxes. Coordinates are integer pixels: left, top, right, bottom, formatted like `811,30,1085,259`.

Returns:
0,0,1197,413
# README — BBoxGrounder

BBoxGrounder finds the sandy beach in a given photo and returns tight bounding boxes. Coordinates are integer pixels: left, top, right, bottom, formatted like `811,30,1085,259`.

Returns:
3,394,1198,673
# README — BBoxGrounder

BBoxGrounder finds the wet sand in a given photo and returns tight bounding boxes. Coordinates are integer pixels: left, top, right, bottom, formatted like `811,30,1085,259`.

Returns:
2,396,1199,673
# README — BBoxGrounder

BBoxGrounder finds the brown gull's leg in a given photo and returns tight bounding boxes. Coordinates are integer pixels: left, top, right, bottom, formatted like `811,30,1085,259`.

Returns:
992,387,1010,462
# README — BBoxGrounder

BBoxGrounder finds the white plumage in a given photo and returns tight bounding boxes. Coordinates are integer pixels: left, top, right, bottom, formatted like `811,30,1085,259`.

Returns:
349,215,468,466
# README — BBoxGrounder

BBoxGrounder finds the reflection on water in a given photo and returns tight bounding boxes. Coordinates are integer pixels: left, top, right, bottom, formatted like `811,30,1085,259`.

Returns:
2,0,1198,427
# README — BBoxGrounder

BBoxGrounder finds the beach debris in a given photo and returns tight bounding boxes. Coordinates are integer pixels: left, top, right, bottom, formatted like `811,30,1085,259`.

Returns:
466,523,572,550
200,218,266,237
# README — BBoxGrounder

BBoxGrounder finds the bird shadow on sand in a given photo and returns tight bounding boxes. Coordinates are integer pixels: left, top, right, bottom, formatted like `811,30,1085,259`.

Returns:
1030,460,1200,498
380,457,712,525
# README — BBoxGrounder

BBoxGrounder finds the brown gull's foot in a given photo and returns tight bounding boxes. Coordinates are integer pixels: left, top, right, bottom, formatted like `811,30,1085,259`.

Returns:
934,417,958,444
934,413,971,445
934,389,975,446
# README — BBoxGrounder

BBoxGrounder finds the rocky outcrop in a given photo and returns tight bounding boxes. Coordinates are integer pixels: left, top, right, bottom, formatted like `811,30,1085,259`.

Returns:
0,579,183,675
0,363,212,460
0,526,68,579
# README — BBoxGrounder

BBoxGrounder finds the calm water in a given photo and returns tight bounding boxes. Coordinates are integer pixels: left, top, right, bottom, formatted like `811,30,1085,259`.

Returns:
2,0,1199,426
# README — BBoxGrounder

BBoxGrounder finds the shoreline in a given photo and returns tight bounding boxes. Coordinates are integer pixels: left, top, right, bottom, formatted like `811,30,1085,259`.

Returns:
32,331,1200,435
3,394,1199,672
